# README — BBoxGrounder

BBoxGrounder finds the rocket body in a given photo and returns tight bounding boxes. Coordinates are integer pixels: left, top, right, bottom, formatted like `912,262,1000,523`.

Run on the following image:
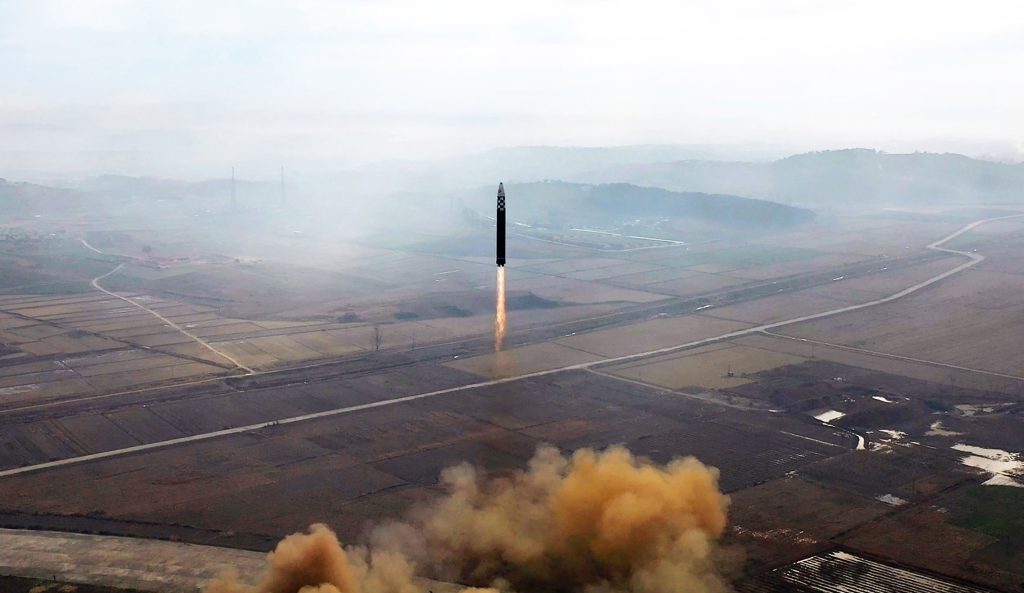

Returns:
496,182,506,267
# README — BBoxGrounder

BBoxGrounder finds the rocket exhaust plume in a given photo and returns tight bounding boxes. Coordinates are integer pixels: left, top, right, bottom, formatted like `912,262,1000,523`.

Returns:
207,445,732,593
495,267,506,353
494,183,507,354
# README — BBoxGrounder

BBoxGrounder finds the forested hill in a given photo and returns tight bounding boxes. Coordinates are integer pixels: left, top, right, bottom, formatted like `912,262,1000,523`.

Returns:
575,149,1024,206
503,181,815,228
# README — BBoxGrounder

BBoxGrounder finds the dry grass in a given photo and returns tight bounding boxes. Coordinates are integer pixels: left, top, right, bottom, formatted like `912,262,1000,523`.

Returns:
604,343,806,390
555,314,751,358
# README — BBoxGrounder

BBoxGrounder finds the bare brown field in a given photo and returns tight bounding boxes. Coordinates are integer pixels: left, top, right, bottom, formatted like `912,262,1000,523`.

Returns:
708,291,854,324
724,253,871,281
973,230,1024,275
727,475,890,573
0,371,850,542
445,341,603,377
826,255,961,295
778,267,1024,376
642,271,750,297
560,261,665,281
600,266,699,287
753,219,964,257
838,490,1019,592
733,334,1024,395
603,343,807,390
795,282,892,304
554,313,751,357
511,275,666,304
83,363,222,391
517,257,628,275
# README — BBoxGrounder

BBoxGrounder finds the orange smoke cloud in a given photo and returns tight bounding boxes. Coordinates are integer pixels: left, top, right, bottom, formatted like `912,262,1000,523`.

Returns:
207,525,419,593
208,445,731,593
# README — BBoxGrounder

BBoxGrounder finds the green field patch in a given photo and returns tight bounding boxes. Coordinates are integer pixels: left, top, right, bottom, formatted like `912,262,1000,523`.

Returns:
951,485,1024,542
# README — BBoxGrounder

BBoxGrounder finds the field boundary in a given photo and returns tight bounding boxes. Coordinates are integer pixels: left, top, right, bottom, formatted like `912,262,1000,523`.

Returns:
0,214,1018,479
82,239,255,374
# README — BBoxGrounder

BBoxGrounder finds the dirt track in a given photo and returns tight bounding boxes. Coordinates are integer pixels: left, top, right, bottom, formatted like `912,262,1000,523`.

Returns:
1,214,1015,480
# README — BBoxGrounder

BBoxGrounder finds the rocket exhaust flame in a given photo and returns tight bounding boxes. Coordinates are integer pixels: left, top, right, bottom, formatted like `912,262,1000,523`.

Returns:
495,267,506,353
206,445,732,593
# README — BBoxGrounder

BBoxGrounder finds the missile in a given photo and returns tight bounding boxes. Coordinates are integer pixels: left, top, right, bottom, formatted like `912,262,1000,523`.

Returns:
496,182,505,267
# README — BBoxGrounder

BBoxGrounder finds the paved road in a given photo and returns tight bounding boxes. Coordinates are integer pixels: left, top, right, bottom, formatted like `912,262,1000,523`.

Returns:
80,239,255,374
0,527,463,593
0,215,1013,480
0,527,263,593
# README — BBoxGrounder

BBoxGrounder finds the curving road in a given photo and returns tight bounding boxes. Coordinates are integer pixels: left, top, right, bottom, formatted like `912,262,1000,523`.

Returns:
80,239,255,374
0,215,1015,479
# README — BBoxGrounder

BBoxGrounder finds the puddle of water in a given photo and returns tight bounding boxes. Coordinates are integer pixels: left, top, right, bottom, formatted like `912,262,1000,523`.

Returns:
872,395,895,403
951,443,1023,487
877,493,907,506
925,420,963,437
869,429,907,452
814,410,845,423
955,403,1011,417
0,384,39,396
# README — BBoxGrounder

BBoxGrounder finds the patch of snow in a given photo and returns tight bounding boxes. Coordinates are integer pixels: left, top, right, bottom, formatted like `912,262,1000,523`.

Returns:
955,403,1010,417
952,443,1024,487
0,384,39,396
814,410,845,423
925,420,963,437
872,395,895,403
870,429,907,452
877,494,908,506
731,525,817,545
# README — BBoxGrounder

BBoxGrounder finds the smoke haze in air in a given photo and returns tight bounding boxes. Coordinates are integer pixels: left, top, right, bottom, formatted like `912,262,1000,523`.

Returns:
2,0,1022,179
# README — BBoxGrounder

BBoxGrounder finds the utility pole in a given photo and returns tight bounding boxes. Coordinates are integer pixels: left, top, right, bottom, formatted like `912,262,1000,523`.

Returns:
231,167,237,211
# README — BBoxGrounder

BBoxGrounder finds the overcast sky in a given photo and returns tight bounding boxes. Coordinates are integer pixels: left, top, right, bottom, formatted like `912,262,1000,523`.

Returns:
1,0,1022,177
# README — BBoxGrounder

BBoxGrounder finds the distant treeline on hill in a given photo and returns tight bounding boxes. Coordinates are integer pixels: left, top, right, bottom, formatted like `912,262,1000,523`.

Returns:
576,149,1024,206
503,181,815,228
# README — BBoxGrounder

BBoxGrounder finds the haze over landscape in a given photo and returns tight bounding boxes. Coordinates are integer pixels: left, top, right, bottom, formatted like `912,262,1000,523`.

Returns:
1,2,1023,593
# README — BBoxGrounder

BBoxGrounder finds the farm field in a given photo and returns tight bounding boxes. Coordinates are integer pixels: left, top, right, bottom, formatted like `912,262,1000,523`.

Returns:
603,343,807,390
0,371,852,541
0,210,1023,593
777,264,1024,376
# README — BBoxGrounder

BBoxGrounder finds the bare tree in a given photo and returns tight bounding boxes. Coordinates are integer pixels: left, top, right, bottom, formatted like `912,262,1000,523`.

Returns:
373,325,382,352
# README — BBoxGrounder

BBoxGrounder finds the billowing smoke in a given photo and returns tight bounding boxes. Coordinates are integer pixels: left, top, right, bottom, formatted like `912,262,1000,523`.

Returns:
209,445,732,593
208,525,419,593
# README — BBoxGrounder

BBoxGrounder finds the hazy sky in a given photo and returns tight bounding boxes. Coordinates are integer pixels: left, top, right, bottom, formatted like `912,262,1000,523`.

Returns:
2,0,1022,177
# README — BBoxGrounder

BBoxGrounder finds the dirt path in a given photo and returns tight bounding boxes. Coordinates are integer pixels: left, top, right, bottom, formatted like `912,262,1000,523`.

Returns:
0,215,1012,479
80,239,255,374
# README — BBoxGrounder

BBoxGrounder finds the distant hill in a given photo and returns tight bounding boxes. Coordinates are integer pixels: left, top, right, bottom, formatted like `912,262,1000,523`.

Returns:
493,181,814,229
572,149,1024,207
0,178,88,215
76,175,282,204
345,144,788,194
